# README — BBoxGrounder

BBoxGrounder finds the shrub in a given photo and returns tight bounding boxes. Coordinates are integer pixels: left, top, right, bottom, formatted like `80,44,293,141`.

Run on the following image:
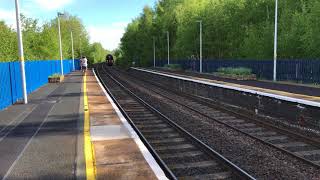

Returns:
217,67,252,76
49,73,62,78
164,64,182,70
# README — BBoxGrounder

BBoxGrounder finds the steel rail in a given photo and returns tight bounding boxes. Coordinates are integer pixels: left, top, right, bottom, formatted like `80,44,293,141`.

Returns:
101,65,256,180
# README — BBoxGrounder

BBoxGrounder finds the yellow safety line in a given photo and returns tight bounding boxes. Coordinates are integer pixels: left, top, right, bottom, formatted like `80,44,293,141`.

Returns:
83,72,96,180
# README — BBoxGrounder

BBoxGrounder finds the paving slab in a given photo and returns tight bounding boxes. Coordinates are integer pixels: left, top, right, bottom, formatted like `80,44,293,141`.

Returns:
93,139,157,180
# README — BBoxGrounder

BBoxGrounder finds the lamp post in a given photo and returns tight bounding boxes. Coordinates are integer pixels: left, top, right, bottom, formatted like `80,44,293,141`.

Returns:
166,31,170,65
196,20,203,73
14,0,27,104
153,37,156,68
71,31,75,71
79,36,82,57
273,0,278,81
57,12,64,75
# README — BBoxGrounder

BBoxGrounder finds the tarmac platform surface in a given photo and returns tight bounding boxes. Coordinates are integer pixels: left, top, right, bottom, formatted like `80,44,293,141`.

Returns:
0,71,83,179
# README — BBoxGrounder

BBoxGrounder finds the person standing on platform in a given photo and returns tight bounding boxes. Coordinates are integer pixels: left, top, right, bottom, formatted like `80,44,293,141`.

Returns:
80,56,88,73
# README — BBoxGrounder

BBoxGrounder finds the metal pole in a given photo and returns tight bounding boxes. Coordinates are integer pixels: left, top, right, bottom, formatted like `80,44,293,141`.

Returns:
57,13,64,75
71,31,75,71
273,0,278,81
14,0,27,104
199,21,203,73
167,31,170,65
79,36,82,57
153,37,156,68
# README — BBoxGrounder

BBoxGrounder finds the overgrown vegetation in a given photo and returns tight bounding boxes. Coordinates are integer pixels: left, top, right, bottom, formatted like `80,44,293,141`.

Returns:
217,67,253,76
48,73,62,78
215,67,256,80
118,0,320,67
0,13,109,64
163,64,182,71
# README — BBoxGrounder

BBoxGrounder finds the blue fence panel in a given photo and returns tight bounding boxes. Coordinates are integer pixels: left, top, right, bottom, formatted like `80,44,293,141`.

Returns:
276,60,320,83
52,60,58,75
63,59,72,74
26,61,38,93
10,62,23,103
0,63,13,110
74,60,81,70
0,59,81,111
55,60,62,74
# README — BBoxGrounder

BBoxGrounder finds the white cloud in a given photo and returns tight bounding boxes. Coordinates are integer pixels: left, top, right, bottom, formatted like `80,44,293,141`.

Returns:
27,0,73,11
88,22,128,51
0,9,16,27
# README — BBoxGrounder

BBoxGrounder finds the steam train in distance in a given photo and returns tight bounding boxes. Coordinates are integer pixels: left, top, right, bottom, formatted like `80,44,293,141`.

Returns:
106,54,114,66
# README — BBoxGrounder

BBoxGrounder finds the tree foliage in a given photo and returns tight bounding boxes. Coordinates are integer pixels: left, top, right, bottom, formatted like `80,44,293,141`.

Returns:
0,21,17,61
119,0,320,67
0,13,109,64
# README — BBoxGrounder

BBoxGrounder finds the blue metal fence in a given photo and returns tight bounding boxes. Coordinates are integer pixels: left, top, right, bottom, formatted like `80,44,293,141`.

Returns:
0,59,80,110
0,63,12,110
156,59,320,83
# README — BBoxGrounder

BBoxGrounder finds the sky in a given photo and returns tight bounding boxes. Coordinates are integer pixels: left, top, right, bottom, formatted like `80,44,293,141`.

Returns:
0,0,158,51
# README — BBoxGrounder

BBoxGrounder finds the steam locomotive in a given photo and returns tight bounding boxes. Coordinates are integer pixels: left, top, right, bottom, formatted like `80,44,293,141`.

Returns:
106,54,114,66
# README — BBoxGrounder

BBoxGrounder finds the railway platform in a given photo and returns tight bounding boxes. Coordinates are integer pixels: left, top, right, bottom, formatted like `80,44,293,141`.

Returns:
136,68,320,106
0,70,166,180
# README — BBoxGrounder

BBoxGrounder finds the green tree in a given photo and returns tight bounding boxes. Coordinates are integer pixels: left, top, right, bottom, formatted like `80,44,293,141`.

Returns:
88,42,109,64
0,13,109,63
0,21,17,61
119,0,320,67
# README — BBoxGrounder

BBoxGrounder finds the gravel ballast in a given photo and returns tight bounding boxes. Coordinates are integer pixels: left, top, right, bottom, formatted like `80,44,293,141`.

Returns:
107,67,320,179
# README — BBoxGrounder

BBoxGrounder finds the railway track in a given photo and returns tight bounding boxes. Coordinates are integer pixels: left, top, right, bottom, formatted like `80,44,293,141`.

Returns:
110,67,320,169
95,64,255,180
